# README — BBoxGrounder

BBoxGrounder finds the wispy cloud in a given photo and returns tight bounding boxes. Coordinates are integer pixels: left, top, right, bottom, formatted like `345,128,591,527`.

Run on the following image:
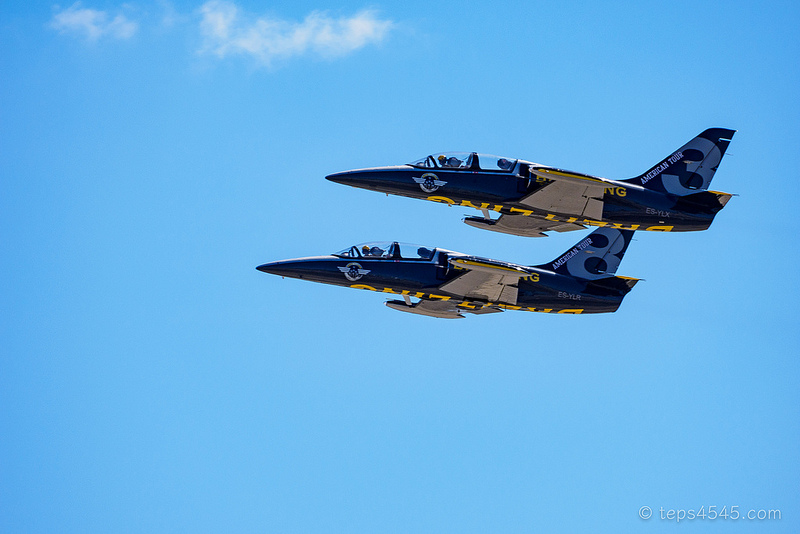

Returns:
198,1,394,65
158,0,189,29
48,1,395,64
50,2,138,41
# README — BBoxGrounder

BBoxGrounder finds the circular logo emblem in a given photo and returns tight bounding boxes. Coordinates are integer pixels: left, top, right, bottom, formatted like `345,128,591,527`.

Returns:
414,173,447,193
339,262,370,282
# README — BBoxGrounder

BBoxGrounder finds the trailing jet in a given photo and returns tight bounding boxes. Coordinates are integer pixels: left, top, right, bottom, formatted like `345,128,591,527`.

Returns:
326,128,735,237
256,227,638,319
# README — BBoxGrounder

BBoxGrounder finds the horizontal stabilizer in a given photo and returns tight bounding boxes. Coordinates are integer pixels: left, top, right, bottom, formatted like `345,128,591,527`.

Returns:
587,275,641,294
619,277,641,290
674,190,733,213
715,192,734,208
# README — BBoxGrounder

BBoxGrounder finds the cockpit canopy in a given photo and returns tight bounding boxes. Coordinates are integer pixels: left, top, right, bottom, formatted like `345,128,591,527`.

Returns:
334,241,435,260
409,152,517,172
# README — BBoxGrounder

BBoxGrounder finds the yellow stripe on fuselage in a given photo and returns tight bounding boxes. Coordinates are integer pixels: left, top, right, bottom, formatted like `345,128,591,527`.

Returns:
451,259,524,273
533,168,606,184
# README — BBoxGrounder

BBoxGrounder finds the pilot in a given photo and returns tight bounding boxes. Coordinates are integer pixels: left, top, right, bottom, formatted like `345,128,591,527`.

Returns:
362,245,384,257
497,158,512,170
438,154,461,168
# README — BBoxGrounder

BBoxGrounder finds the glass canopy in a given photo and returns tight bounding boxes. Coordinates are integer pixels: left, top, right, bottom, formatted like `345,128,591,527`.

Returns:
408,152,517,172
334,241,435,260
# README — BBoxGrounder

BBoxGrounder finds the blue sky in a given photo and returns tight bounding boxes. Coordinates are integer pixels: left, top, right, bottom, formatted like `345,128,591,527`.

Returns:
2,1,799,532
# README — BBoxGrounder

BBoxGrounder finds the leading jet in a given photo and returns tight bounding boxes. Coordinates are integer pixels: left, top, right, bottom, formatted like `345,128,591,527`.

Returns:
326,128,735,237
257,227,638,319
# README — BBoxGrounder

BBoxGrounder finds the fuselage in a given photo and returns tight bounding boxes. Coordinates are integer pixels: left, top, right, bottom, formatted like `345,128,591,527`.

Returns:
257,243,633,315
326,158,728,232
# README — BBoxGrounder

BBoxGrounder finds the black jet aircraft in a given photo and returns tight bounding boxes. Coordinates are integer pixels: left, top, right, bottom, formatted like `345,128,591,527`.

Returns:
257,227,638,319
326,128,735,237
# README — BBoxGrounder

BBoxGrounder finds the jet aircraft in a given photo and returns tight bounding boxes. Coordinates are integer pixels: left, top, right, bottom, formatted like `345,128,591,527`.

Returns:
257,227,638,319
326,128,735,237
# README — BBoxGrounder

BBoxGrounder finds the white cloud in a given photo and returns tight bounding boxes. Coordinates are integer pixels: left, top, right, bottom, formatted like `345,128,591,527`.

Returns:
158,1,186,28
198,1,394,65
50,2,138,41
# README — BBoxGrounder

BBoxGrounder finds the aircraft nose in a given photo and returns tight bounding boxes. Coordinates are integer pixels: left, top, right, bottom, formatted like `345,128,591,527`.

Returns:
256,256,335,281
256,261,295,277
325,168,398,192
325,171,353,185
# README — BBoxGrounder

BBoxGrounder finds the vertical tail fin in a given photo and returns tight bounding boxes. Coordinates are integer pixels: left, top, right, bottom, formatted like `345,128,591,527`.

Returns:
622,128,735,195
538,227,635,280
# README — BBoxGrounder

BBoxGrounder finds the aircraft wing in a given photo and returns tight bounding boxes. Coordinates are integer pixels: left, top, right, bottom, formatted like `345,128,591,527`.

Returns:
385,297,503,318
438,257,534,305
385,298,464,318
464,213,586,237
522,167,609,219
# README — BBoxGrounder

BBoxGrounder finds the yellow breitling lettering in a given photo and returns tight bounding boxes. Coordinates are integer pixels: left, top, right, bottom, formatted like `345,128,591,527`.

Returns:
351,284,377,291
645,225,674,232
459,200,484,209
544,214,560,221
352,286,588,315
604,187,627,197
449,198,507,211
355,286,437,298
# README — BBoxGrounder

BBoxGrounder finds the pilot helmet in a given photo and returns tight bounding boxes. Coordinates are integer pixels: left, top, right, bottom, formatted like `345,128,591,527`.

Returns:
362,245,370,254
437,155,446,162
